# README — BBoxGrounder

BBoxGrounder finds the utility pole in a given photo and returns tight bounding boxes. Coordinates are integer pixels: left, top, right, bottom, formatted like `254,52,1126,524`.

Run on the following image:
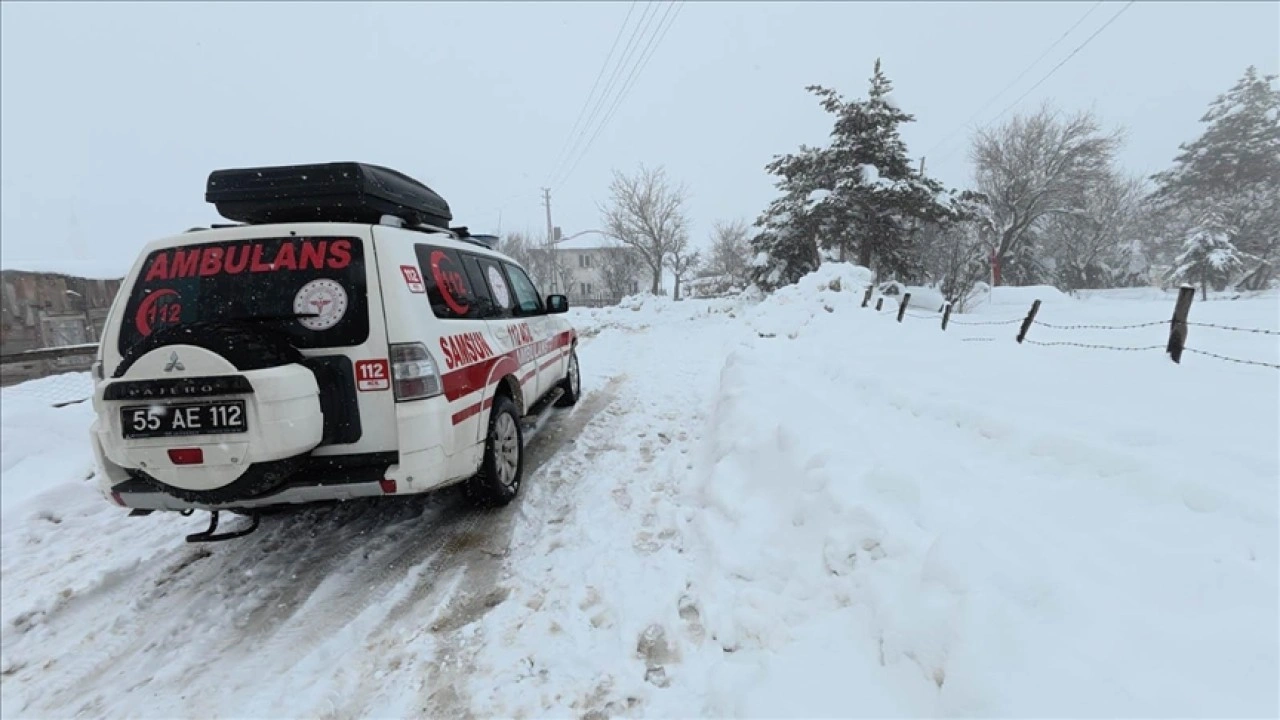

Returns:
919,156,926,175
541,187,556,293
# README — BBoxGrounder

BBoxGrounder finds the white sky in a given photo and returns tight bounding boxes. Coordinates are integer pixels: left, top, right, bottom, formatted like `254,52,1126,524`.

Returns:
2,1,1277,278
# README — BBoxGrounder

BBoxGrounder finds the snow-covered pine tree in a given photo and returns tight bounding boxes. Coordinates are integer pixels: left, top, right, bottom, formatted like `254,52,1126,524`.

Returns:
751,60,950,291
1150,66,1280,289
809,60,950,278
749,146,826,291
1168,212,1250,299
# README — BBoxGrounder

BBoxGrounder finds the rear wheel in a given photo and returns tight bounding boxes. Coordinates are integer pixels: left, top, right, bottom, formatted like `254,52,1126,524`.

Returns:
554,349,580,407
466,394,524,507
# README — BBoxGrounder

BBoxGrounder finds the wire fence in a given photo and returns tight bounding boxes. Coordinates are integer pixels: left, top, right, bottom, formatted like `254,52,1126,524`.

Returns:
863,286,1279,371
1022,340,1166,352
1184,321,1280,336
1032,319,1171,331
1182,348,1280,370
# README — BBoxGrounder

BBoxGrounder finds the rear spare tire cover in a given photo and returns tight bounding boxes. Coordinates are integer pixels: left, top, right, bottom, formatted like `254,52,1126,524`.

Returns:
115,321,320,504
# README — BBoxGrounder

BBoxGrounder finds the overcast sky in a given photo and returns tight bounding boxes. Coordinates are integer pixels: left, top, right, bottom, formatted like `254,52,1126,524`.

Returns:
2,1,1276,278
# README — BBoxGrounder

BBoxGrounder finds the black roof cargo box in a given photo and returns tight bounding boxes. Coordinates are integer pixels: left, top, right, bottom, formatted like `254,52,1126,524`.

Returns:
206,162,453,228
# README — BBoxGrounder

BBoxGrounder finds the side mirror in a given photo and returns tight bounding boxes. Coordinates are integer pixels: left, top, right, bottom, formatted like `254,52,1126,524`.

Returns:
545,294,569,314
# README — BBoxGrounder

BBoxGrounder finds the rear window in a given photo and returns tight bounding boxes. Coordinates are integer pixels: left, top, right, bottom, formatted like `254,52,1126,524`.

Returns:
118,236,369,354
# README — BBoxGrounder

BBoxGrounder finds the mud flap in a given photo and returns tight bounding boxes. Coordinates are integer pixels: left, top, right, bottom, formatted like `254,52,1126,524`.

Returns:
185,510,260,543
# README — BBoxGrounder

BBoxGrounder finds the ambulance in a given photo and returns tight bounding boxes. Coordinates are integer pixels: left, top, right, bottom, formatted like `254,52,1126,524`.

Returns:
87,163,580,541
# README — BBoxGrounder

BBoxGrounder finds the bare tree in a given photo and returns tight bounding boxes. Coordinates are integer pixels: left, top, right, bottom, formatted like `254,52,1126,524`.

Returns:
919,191,996,310
1040,173,1147,291
664,233,701,301
601,165,690,294
706,219,752,284
597,243,645,299
970,102,1122,284
502,231,572,294
498,231,537,272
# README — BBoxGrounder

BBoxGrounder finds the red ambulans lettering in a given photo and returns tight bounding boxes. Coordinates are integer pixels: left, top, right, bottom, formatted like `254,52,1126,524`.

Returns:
144,239,352,282
438,331,495,370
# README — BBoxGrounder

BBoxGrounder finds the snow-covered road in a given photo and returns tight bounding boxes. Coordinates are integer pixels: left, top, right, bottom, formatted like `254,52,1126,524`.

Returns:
3,267,1277,718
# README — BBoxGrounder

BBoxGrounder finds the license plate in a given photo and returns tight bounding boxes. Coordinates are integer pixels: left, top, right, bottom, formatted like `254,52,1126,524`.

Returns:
121,400,247,439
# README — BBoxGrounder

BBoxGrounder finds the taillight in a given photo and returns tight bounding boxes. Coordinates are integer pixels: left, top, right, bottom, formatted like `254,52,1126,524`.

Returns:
390,342,443,401
167,448,204,465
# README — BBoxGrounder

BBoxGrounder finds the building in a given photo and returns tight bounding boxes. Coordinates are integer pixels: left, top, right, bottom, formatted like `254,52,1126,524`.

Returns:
1,270,122,385
550,235,647,307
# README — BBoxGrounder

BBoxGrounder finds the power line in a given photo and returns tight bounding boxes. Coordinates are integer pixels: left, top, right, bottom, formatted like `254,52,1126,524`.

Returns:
932,0,1136,167
544,2,639,186
983,1,1137,127
923,1,1103,159
555,1,684,189
550,2,669,188
549,2,664,187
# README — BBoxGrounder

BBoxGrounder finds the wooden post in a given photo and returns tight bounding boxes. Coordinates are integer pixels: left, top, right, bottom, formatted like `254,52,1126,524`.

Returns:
897,293,912,323
942,302,953,331
862,285,874,308
1016,299,1041,343
1166,285,1196,363
875,298,884,311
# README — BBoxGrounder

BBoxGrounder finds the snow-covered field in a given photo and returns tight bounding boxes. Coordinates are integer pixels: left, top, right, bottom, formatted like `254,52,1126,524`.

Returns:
2,266,1277,718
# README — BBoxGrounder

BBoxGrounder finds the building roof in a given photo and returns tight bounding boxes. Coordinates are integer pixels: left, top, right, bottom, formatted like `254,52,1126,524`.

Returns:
554,234,619,251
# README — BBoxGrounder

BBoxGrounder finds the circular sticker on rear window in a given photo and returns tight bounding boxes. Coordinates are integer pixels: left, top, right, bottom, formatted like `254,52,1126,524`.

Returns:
293,279,349,331
487,266,511,308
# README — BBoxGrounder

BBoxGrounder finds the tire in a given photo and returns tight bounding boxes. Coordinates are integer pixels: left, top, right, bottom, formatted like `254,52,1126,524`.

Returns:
113,320,315,503
554,348,580,407
113,320,304,377
466,394,524,507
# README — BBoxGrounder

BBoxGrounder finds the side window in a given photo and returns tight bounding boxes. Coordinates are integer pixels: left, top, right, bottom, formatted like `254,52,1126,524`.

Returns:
472,256,514,319
503,263,543,316
414,244,481,320
460,254,502,319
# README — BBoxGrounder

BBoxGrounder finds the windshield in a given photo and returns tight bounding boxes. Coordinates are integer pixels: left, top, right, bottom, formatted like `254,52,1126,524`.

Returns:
117,235,368,355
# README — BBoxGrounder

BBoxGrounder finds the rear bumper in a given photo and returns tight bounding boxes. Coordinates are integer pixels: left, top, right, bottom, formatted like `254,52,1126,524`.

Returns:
109,452,402,511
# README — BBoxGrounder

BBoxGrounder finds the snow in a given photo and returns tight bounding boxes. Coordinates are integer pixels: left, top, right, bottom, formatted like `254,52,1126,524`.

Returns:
2,265,1277,717
806,188,832,206
554,235,618,250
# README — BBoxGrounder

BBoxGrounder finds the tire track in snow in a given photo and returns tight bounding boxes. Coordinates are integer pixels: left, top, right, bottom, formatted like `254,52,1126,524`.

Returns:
1,382,624,719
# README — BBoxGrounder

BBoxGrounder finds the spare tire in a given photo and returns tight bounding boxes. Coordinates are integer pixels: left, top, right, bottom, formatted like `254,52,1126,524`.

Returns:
114,320,321,504
114,320,305,377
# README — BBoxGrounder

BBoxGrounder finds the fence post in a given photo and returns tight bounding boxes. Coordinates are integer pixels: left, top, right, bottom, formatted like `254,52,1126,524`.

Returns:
1016,299,1041,343
942,302,953,331
862,285,874,308
897,293,912,323
1166,285,1196,363
875,298,884,311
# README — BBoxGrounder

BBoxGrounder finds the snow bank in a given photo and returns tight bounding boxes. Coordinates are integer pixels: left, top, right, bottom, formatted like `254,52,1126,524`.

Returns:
967,283,1074,312
679,265,1279,716
1,374,98,523
743,262,872,338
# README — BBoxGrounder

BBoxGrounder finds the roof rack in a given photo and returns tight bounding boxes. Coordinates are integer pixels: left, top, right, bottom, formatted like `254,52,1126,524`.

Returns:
451,226,500,250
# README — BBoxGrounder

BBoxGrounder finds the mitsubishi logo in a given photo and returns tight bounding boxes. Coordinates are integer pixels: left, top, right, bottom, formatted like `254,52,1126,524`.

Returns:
163,351,185,373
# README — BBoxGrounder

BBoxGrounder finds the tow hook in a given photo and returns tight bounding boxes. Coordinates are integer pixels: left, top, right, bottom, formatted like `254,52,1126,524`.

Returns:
185,510,260,543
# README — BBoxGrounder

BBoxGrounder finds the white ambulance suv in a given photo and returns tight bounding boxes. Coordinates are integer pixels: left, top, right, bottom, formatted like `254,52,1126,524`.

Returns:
88,163,580,541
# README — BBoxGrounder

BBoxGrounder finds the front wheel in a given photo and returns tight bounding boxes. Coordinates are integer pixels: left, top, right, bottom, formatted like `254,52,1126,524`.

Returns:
555,349,580,407
466,394,524,507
